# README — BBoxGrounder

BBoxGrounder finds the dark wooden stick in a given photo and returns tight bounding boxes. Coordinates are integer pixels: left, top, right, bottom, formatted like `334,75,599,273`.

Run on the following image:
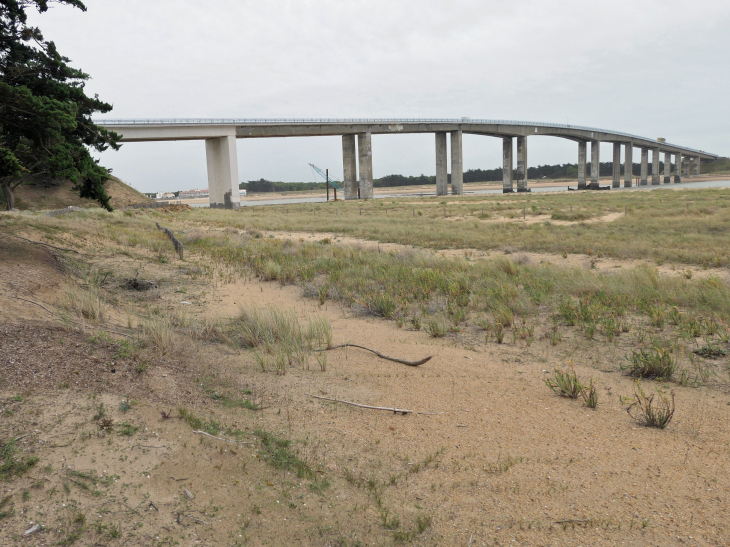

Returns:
156,222,184,259
316,343,432,366
306,393,412,414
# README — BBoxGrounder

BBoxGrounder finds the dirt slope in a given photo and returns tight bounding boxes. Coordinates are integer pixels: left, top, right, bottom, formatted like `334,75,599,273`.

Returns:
3,175,150,211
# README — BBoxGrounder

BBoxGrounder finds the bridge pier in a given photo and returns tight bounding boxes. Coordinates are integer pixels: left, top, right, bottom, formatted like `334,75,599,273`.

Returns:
358,133,373,199
589,140,600,188
502,137,514,193
612,143,621,188
516,136,529,192
694,156,701,177
663,152,671,183
205,135,240,209
675,153,682,183
652,148,660,185
450,131,463,195
624,144,633,187
342,135,358,200
577,142,587,189
640,149,648,185
683,156,691,179
435,132,448,196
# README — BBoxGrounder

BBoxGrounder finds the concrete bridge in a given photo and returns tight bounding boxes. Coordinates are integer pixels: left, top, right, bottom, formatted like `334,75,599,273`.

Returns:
96,118,720,209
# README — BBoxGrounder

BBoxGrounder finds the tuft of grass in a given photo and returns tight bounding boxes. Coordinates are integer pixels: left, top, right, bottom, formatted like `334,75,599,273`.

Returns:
581,379,599,409
0,439,40,481
622,381,675,429
544,364,583,399
117,422,138,437
425,314,448,337
228,305,331,373
623,346,678,380
253,429,313,479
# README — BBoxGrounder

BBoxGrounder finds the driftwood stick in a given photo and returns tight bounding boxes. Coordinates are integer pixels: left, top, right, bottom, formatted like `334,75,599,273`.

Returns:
316,343,432,367
306,393,412,414
156,222,184,259
191,430,253,444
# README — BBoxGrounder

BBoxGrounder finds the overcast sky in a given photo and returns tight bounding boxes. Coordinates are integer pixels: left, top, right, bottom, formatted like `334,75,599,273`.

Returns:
28,0,730,192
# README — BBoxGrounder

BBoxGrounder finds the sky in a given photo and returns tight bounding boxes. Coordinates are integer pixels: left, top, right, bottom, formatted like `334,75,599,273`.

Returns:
28,0,730,193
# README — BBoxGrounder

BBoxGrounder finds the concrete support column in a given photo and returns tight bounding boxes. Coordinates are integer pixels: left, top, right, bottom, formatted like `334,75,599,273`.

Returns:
694,157,701,177
651,148,660,185
663,152,671,183
577,141,587,189
516,136,529,192
205,135,240,209
624,144,633,187
357,133,373,199
675,153,682,183
612,143,621,188
683,156,691,179
640,149,648,185
342,135,358,200
502,137,514,193
450,131,463,195
435,132,448,196
590,140,600,188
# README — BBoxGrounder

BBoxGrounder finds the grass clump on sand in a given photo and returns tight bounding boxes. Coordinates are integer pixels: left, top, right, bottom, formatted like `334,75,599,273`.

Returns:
622,381,676,429
227,306,331,374
0,438,40,481
544,364,599,409
622,346,678,380
253,429,313,479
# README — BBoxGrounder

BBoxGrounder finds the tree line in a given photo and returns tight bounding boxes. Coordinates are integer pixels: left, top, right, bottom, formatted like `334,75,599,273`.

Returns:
238,161,682,193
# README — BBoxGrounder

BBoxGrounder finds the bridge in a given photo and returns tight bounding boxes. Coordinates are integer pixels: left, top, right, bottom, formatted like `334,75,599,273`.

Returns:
95,118,720,209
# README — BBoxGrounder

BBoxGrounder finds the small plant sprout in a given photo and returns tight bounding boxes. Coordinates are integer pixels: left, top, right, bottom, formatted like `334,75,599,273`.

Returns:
581,379,599,409
544,363,583,399
622,381,675,429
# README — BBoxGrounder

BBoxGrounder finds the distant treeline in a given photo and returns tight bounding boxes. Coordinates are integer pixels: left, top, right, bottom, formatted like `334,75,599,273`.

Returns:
240,159,712,193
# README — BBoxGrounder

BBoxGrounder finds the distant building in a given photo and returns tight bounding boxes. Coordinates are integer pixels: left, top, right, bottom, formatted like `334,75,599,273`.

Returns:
178,188,210,199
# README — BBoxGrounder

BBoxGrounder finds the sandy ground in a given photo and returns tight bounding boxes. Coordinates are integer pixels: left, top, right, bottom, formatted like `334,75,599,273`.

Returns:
7,176,152,212
2,228,730,546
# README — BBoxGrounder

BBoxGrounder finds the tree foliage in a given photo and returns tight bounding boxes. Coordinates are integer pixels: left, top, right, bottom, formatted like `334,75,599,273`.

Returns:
0,0,119,210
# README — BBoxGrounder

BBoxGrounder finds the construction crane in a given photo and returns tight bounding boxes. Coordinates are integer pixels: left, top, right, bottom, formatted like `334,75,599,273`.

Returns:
308,163,342,201
308,163,342,190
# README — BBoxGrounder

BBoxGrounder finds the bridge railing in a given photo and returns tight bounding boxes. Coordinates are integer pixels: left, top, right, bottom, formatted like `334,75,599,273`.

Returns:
93,118,714,157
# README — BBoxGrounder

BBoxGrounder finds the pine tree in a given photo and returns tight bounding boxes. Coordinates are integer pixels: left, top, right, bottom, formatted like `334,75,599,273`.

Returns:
0,0,119,211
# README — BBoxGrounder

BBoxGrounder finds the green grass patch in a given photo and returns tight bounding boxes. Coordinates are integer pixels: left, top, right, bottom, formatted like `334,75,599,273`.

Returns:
0,438,39,481
253,429,313,479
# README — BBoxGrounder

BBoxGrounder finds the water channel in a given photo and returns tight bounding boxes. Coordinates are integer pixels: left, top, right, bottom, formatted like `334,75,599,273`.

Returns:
188,178,730,208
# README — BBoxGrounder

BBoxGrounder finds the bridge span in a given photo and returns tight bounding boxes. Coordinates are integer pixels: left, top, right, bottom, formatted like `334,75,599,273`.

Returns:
95,118,720,209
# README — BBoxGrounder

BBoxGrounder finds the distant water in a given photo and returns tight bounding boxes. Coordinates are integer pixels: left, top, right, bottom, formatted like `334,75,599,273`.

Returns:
189,178,730,208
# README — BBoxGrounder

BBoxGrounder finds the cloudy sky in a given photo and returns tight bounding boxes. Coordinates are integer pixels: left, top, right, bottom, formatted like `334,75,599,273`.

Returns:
28,0,730,192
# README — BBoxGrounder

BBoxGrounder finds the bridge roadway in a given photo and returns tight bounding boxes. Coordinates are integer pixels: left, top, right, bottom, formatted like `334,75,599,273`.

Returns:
95,118,720,209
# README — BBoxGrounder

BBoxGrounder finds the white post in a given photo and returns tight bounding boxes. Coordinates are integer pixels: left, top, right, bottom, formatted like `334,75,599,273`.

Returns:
577,141,587,189
342,135,358,199
436,132,448,196
624,144,633,187
502,137,514,193
205,135,240,209
517,136,528,192
450,131,463,195
590,140,600,187
358,133,373,199
612,143,621,188
675,152,682,183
